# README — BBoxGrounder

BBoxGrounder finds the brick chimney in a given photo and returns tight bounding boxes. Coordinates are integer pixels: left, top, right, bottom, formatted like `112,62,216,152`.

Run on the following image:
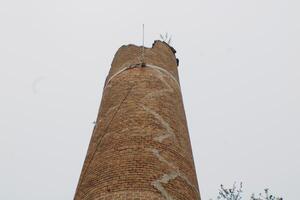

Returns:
74,41,201,200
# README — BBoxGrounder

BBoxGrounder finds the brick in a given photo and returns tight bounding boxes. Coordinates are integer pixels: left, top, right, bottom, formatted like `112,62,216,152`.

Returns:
74,41,201,200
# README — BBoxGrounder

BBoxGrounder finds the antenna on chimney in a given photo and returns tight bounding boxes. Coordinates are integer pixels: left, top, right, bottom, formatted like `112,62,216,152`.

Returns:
141,24,145,67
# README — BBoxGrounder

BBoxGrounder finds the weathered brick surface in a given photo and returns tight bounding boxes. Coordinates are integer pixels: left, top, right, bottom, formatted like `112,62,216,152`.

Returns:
74,41,201,200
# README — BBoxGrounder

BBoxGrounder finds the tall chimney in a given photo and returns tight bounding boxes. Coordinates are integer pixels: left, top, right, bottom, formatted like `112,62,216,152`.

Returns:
74,41,201,200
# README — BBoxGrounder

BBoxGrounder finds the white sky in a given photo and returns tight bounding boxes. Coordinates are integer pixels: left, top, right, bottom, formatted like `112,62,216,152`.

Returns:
0,0,299,199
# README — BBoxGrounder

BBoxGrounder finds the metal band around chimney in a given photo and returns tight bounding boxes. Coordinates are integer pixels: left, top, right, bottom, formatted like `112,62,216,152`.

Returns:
104,63,181,90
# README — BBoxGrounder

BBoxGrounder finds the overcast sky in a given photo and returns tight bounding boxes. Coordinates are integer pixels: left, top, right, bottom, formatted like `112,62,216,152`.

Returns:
0,0,299,199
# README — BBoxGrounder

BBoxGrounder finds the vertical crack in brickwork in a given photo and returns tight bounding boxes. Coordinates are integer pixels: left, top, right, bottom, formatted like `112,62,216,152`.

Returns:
148,148,199,199
77,85,134,198
140,68,179,143
75,42,200,199
141,105,176,143
141,68,198,199
151,171,178,200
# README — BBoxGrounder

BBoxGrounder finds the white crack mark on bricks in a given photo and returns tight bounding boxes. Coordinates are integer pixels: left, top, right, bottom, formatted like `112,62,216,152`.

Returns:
140,68,198,199
140,68,178,143
148,146,199,199
143,89,169,100
141,105,176,143
151,171,178,200
154,134,173,143
151,67,176,92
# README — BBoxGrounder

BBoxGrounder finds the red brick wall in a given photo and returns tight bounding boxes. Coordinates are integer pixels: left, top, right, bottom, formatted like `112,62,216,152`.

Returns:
74,41,201,200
